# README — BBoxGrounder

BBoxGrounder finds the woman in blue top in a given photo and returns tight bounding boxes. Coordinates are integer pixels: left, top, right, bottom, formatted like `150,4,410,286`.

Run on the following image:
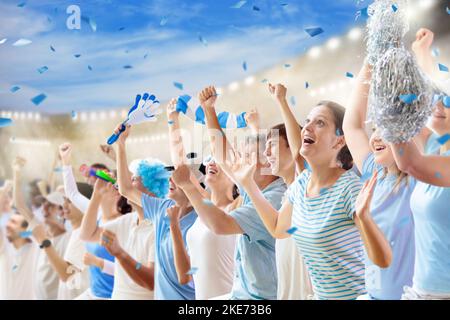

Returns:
226,99,378,300
343,60,415,300
389,28,450,300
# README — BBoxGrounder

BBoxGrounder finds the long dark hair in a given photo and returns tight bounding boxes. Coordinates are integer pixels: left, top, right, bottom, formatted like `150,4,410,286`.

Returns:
318,100,353,170
117,196,132,215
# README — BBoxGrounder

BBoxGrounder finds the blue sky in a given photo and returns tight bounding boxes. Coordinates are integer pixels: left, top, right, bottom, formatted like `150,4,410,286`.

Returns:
0,0,367,114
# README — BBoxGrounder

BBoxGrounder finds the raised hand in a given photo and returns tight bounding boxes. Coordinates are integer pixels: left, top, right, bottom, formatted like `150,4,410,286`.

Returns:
411,28,434,56
268,83,287,102
166,98,179,122
100,144,116,162
245,108,260,132
92,178,111,197
12,156,26,172
225,151,258,188
59,142,72,166
198,86,217,110
113,123,131,146
171,164,192,189
100,230,124,258
355,171,378,221
166,205,182,224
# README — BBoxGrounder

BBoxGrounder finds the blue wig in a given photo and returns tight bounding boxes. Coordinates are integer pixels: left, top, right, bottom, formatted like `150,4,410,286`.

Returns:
135,160,170,199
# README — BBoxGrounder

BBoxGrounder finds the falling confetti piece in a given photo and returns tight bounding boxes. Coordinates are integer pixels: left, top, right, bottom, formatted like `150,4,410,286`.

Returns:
143,53,148,59
290,96,296,106
0,118,13,128
173,82,184,90
10,86,20,93
436,133,450,145
168,120,174,125
280,3,288,6
242,61,247,71
160,16,168,26
123,65,133,69
284,64,291,68
37,66,48,74
12,39,32,46
443,96,450,108
447,7,450,14
74,54,81,58
0,38,7,44
305,81,309,89
438,63,449,72
88,65,92,71
31,93,47,106
336,128,342,136
50,45,55,52
135,262,142,270
391,4,398,12
304,27,324,37
19,231,32,238
186,267,198,275
261,79,268,83
54,167,63,173
12,265,18,271
17,2,26,7
252,5,260,11
230,0,247,9
399,94,417,104
118,27,125,31
89,18,97,32
432,47,440,57
435,172,442,179
346,72,354,78
71,110,77,118
198,35,208,47
286,227,297,235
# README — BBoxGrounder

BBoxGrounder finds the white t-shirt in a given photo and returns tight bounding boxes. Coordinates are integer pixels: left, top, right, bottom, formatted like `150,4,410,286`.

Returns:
0,238,39,300
35,231,71,300
276,237,313,300
57,228,90,300
103,212,155,300
186,218,236,300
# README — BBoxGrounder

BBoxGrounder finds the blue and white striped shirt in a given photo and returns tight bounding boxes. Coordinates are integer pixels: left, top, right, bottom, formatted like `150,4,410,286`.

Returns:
287,170,366,300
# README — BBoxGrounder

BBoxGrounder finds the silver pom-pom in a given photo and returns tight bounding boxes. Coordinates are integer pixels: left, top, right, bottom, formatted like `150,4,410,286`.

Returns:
368,47,434,143
366,0,409,66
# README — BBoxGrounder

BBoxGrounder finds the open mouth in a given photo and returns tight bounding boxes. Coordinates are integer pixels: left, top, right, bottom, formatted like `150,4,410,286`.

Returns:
303,137,315,145
207,167,218,175
374,145,386,152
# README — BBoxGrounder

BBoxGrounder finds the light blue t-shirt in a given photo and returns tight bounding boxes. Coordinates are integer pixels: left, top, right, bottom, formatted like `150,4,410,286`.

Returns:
86,242,115,298
410,134,450,294
141,194,197,300
288,170,366,300
229,178,286,300
362,153,416,300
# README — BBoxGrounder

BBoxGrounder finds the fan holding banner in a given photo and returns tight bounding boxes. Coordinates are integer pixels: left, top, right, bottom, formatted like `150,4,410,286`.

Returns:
107,93,162,145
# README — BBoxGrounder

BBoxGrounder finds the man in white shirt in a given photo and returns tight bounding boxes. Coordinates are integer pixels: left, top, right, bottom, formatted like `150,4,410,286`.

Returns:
0,212,39,300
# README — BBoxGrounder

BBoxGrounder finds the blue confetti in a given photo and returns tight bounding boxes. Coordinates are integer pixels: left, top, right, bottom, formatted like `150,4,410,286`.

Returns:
305,82,309,89
168,120,174,125
284,63,291,68
443,96,450,108
286,227,297,235
346,72,354,78
123,65,133,69
54,167,63,173
89,18,97,32
198,35,208,47
135,262,142,270
10,85,21,93
290,96,296,106
88,65,93,71
391,4,398,12
12,39,32,46
118,27,125,31
336,128,342,136
37,66,48,74
280,3,288,7
19,231,32,238
47,17,52,23
173,82,183,90
304,27,324,37
356,7,369,20
432,47,440,57
231,0,247,9
71,110,77,118
399,94,417,104
31,93,47,106
447,7,450,14
242,61,247,71
12,265,18,271
437,133,450,145
160,16,168,26
50,45,55,52
74,54,81,58
186,267,198,275
252,5,260,11
319,188,328,195
17,2,26,7
0,118,13,128
143,53,148,59
435,172,443,179
261,78,268,83
438,63,449,72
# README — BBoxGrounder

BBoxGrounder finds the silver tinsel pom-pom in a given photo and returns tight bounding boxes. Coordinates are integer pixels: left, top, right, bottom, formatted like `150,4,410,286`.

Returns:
368,47,434,143
366,0,409,66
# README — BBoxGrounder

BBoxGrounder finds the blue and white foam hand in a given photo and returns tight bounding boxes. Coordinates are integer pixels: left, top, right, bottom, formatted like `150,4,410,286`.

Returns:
107,93,161,145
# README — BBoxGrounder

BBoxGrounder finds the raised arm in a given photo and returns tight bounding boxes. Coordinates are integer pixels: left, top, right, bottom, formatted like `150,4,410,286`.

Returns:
167,206,192,285
79,179,108,241
391,139,450,187
59,143,90,213
412,28,435,78
12,157,34,221
245,109,261,134
171,165,243,235
354,172,392,268
114,125,142,207
342,62,372,172
100,229,154,290
268,83,305,173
